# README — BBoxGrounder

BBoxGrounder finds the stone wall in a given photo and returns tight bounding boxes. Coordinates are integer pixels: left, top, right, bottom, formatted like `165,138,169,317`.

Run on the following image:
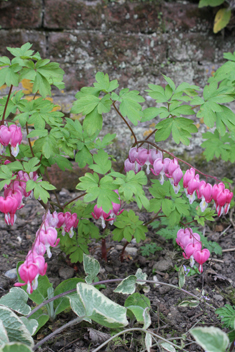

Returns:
0,0,235,187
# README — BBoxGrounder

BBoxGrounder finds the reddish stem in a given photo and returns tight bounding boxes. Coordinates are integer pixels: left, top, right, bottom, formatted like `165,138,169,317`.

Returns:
1,85,13,125
120,240,130,262
101,238,107,262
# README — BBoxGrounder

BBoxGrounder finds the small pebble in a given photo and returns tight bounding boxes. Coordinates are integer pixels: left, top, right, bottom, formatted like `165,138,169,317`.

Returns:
4,268,17,279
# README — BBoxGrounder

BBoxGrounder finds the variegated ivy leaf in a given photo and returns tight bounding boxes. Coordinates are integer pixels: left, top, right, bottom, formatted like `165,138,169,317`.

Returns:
178,265,185,289
83,253,100,284
0,319,9,347
143,307,151,329
0,342,33,352
0,306,34,347
114,276,137,295
145,332,152,352
69,283,128,328
20,318,38,336
178,300,199,308
0,288,30,316
135,268,147,285
190,327,229,352
160,342,176,351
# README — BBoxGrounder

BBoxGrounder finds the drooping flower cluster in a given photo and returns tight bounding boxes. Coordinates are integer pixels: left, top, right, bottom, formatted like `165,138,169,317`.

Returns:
176,228,210,273
56,211,79,238
92,190,123,228
14,210,79,294
15,211,60,294
0,124,22,157
183,168,233,216
0,167,38,225
125,147,233,216
124,147,163,175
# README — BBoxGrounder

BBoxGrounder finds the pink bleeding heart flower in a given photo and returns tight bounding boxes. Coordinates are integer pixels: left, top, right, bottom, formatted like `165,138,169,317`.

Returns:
4,188,24,210
151,157,171,185
184,241,202,260
193,248,210,273
64,213,79,238
196,181,213,212
14,261,39,294
26,251,47,277
109,190,124,224
9,124,22,157
34,237,46,256
128,147,143,163
92,205,114,229
186,174,200,204
137,149,152,174
38,227,60,258
0,125,11,146
171,167,183,194
176,228,191,248
224,190,233,215
124,158,141,174
0,195,18,225
43,210,59,228
183,168,195,189
165,158,179,178
149,149,163,165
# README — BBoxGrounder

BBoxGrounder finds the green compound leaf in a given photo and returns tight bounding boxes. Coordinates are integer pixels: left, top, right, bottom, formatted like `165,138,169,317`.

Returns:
154,118,197,145
190,327,229,352
89,149,112,175
71,95,100,115
216,304,235,329
0,306,34,347
114,276,137,295
83,254,100,284
201,129,231,161
83,107,103,136
112,210,147,243
0,288,30,316
69,283,128,328
119,89,145,126
94,72,119,92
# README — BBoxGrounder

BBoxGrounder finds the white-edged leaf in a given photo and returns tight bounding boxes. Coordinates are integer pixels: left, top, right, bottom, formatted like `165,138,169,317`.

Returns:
190,326,229,352
178,300,199,308
20,318,38,336
143,307,151,329
135,268,147,285
0,288,30,316
178,266,185,289
114,276,137,294
0,319,9,346
83,253,100,284
145,332,152,352
0,342,33,352
0,306,34,347
70,283,128,329
160,342,176,351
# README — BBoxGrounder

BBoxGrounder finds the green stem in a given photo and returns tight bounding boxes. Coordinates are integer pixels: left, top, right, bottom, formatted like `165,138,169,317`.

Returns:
1,85,13,125
92,327,188,352
62,192,86,210
33,316,84,350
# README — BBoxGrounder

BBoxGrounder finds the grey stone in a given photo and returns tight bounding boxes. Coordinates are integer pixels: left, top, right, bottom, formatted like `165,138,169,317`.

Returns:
4,268,17,279
153,259,173,272
59,266,75,279
158,285,171,294
214,294,224,301
125,247,138,256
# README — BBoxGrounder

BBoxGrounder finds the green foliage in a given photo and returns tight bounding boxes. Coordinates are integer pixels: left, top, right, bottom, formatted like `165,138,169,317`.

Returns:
190,327,229,352
216,304,235,330
112,210,148,243
140,243,162,256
